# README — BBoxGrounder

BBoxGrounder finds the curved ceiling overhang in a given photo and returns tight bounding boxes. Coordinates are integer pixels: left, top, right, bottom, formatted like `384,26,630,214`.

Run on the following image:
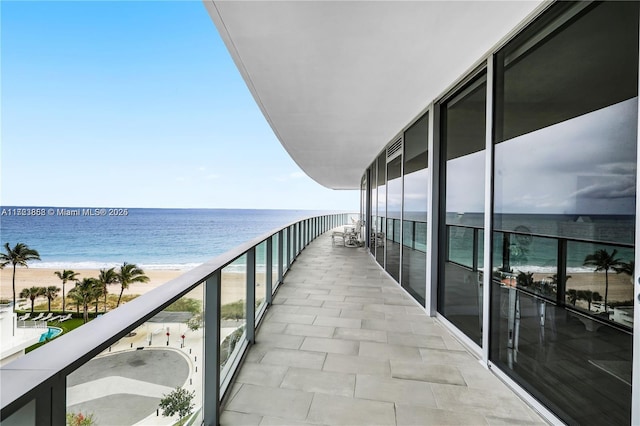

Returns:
204,0,545,190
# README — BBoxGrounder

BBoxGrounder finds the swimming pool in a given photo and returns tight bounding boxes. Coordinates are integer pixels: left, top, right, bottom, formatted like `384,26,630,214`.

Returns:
39,327,62,342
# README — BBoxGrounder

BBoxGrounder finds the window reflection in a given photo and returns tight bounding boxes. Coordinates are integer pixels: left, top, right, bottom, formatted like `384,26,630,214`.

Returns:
386,156,402,281
402,113,428,305
370,162,377,256
376,153,386,267
439,73,486,346
490,2,638,424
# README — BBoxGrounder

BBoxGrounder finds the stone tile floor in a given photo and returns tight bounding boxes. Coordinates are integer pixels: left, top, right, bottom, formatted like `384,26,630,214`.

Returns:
220,232,548,425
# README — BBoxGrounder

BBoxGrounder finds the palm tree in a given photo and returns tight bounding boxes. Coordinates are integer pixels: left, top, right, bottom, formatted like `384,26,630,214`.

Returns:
0,243,41,310
19,286,44,313
567,289,578,306
68,278,102,323
54,270,79,313
43,286,60,311
584,249,623,317
115,262,149,307
98,267,118,313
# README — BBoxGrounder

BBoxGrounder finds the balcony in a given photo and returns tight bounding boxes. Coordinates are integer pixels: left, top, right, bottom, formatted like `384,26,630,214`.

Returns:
220,231,546,425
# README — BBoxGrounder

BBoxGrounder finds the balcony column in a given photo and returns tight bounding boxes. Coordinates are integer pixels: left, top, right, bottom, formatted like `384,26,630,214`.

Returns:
203,270,221,426
246,247,256,344
34,373,66,426
278,230,284,284
266,237,273,306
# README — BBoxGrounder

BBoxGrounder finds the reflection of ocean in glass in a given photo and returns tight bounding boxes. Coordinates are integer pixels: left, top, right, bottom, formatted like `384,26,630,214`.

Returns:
447,213,634,271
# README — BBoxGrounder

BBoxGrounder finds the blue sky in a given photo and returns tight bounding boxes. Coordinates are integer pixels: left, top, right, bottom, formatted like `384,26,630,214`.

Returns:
1,1,358,211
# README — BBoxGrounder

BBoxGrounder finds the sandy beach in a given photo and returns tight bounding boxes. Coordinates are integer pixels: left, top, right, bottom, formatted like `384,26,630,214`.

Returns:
1,267,256,308
532,271,634,302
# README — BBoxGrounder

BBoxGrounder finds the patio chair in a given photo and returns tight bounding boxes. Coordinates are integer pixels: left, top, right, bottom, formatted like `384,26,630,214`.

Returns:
41,313,54,322
17,313,31,321
58,313,73,323
31,313,45,321
332,230,346,246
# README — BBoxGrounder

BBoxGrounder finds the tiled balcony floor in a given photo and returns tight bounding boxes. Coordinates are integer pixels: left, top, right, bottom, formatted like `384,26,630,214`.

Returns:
220,231,547,426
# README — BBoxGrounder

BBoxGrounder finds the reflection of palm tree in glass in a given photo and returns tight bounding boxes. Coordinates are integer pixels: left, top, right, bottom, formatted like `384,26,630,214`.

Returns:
583,249,623,317
614,260,634,284
516,271,534,287
548,274,571,302
577,290,602,311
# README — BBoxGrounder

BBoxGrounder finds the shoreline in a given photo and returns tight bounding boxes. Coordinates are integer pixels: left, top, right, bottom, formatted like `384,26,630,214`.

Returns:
1,267,258,307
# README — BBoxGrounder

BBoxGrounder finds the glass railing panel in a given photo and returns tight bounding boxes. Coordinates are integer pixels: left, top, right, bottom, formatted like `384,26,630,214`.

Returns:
271,233,279,291
492,232,558,302
415,221,427,253
255,241,267,319
282,227,288,273
477,229,485,269
66,282,205,425
402,220,414,249
447,225,474,269
220,256,247,386
566,241,634,328
289,225,295,264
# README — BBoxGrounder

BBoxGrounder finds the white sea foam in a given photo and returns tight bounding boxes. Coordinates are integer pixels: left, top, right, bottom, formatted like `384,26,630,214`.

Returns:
32,262,201,271
507,265,600,274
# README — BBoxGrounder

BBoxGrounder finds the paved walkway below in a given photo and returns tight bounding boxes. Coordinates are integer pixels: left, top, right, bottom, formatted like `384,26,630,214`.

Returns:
220,231,548,425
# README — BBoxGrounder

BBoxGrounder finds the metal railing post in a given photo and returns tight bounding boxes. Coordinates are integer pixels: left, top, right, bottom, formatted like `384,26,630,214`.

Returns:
34,373,65,425
278,230,284,284
204,271,221,426
246,247,256,344
473,228,479,272
287,227,292,270
266,237,273,306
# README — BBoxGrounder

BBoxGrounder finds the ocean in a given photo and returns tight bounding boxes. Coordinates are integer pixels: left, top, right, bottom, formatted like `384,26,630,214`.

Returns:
0,207,334,270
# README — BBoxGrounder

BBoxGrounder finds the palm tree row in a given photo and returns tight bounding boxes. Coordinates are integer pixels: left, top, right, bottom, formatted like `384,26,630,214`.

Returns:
18,286,60,313
1,242,149,320
56,263,149,323
55,262,149,322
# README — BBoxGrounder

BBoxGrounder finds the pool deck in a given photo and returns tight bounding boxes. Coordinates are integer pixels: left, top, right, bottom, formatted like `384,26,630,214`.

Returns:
220,231,548,425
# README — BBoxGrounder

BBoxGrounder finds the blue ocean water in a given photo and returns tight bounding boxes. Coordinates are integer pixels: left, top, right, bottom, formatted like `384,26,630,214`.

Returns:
0,207,332,270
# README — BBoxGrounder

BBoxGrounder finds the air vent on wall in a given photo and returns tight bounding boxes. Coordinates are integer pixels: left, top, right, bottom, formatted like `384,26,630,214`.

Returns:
386,138,402,161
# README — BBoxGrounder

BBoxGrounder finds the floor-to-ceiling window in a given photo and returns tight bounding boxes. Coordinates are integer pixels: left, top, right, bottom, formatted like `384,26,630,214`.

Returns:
490,2,638,424
361,173,367,243
370,162,377,256
386,141,403,282
376,153,386,266
438,73,486,346
402,114,429,305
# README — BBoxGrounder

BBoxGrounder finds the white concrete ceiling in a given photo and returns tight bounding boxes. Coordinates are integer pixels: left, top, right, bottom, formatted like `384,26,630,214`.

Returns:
204,1,545,190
